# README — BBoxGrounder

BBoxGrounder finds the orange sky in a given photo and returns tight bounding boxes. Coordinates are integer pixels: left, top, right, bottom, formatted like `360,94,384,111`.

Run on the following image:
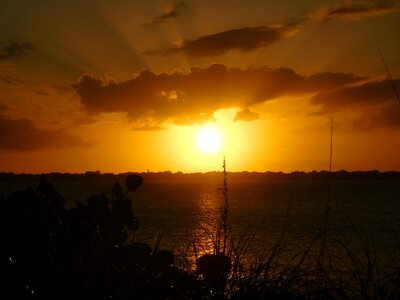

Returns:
1,0,400,173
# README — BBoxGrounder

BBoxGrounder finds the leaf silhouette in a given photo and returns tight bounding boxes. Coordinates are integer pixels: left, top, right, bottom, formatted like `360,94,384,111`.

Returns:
125,175,143,192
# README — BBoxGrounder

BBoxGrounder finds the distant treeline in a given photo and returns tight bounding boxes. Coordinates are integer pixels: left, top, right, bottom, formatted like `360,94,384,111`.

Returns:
1,170,400,182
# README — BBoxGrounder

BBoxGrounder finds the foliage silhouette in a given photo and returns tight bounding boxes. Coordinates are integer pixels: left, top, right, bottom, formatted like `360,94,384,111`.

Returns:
0,175,202,299
125,174,144,193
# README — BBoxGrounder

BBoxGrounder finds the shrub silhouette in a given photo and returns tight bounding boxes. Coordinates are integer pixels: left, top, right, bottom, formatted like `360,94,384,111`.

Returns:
0,175,200,299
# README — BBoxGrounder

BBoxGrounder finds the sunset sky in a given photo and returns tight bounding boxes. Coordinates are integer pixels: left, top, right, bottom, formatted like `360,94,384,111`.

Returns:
1,0,400,173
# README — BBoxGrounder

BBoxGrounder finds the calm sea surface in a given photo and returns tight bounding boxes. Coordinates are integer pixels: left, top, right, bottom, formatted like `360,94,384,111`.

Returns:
1,176,400,268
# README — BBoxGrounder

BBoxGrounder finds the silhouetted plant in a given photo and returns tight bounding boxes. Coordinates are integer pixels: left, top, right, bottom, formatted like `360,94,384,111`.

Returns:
196,157,232,299
0,175,202,299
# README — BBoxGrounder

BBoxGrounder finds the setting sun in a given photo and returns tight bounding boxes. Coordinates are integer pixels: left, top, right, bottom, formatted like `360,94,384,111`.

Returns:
196,127,222,154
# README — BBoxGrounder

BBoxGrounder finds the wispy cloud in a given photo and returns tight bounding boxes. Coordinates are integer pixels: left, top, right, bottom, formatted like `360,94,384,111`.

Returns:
0,41,35,62
0,116,89,151
74,64,364,128
33,85,72,97
0,75,25,86
146,1,400,58
144,1,186,28
131,120,165,131
315,0,400,21
148,24,298,57
234,108,260,122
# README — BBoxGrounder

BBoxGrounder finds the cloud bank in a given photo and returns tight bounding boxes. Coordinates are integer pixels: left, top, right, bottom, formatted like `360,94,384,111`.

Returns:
74,64,365,128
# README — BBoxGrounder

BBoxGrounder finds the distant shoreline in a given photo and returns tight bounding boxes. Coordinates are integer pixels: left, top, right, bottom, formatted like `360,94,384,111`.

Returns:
1,170,400,182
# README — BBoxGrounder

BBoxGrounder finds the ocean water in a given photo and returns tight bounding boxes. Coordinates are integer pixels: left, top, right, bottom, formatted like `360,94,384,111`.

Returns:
1,175,400,269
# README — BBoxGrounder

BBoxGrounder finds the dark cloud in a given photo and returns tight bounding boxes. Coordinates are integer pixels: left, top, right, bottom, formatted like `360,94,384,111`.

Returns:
369,102,400,128
316,0,400,21
0,41,35,62
352,102,400,130
234,107,260,122
0,116,89,151
74,64,364,129
144,1,186,28
148,25,297,57
0,75,25,86
311,78,400,130
310,79,400,111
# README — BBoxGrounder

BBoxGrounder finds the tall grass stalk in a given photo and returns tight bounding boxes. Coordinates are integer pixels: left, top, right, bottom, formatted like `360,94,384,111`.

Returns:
214,156,229,255
317,115,334,284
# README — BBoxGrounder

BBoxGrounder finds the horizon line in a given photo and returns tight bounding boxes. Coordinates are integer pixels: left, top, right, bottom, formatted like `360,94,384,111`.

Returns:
2,169,400,176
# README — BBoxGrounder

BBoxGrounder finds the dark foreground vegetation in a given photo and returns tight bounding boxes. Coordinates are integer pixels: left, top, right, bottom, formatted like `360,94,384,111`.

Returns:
1,174,399,299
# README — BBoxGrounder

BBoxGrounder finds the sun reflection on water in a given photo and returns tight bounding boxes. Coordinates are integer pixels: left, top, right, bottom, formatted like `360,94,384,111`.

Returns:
190,191,224,262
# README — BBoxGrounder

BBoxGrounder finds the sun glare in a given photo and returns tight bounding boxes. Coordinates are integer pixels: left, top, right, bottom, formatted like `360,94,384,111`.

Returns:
197,127,222,154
